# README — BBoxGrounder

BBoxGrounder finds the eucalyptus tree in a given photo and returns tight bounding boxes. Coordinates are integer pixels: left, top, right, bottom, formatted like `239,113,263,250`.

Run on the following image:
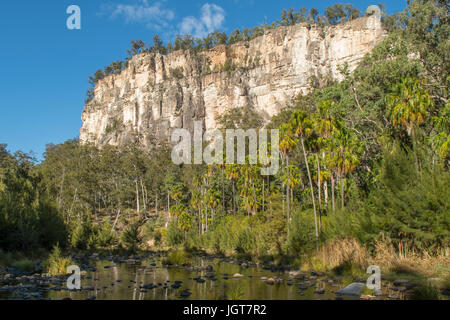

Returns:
279,123,296,223
225,164,240,215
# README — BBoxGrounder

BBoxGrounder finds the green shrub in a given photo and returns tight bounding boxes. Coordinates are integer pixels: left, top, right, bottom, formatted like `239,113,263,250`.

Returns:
164,250,192,266
105,119,120,134
70,219,97,250
95,223,117,248
286,210,316,255
44,245,73,276
409,283,440,300
235,228,255,256
12,259,35,272
364,146,450,249
166,221,184,247
121,221,142,252
169,67,184,79
142,216,165,247
0,249,14,266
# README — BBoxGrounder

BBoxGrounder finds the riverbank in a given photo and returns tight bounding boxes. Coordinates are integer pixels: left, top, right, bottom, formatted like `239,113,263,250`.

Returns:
1,248,449,300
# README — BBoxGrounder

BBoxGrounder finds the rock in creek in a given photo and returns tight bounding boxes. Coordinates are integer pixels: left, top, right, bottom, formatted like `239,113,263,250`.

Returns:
335,283,366,297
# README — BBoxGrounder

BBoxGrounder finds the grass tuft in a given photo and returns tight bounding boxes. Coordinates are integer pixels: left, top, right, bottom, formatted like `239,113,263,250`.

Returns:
163,250,192,266
43,245,73,276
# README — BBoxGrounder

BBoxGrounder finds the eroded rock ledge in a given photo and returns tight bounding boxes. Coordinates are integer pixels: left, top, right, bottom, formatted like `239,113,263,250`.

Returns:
80,16,386,148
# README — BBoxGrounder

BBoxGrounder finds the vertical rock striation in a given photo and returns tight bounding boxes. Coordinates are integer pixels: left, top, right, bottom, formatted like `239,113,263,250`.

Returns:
80,16,386,148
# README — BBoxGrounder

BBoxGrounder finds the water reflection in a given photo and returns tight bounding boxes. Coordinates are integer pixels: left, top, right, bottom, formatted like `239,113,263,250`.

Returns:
46,256,343,300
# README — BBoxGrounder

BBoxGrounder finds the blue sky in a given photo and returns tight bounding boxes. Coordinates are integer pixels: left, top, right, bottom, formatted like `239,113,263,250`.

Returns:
0,0,406,159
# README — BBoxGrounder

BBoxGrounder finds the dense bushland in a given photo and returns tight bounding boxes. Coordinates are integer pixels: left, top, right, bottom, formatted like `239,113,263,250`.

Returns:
0,1,448,278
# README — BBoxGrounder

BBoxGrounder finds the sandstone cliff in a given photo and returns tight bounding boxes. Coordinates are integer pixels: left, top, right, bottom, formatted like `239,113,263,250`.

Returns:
80,16,386,148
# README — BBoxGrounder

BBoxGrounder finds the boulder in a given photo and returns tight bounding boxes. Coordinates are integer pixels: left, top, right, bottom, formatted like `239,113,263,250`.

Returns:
336,283,366,296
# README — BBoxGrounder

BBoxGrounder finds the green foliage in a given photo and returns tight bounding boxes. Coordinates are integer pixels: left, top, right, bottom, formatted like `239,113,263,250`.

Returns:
364,145,450,249
164,250,192,266
44,245,73,276
325,4,360,25
12,259,35,272
126,40,145,56
287,210,317,255
70,218,98,250
169,67,184,79
166,221,184,247
0,151,68,251
2,1,449,270
105,119,120,134
216,105,264,130
410,283,440,300
235,227,256,256
142,216,165,247
95,223,117,248
120,220,142,252
223,59,234,72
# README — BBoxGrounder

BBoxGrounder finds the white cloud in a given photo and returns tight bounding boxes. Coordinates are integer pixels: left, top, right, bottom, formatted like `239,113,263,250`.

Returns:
102,0,175,30
179,4,226,38
100,1,226,40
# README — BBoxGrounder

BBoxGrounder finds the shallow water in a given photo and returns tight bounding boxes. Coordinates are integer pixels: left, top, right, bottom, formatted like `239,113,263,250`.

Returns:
4,253,432,300
44,255,345,300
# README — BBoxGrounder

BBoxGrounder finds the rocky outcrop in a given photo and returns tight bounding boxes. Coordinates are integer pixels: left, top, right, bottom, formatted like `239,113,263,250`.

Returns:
80,16,386,148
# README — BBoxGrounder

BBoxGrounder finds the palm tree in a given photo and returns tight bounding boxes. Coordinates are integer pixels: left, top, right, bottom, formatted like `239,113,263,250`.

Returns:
289,111,319,250
238,160,260,216
387,77,432,170
313,100,336,230
331,128,361,208
280,164,301,206
206,188,221,221
178,210,192,240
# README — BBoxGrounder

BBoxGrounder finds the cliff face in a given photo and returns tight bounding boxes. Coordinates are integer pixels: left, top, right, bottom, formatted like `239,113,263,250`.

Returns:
80,16,386,148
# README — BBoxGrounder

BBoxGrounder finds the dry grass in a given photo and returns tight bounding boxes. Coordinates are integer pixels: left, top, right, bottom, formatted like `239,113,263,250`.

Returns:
305,236,449,278
373,236,449,276
302,237,370,275
318,237,370,271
